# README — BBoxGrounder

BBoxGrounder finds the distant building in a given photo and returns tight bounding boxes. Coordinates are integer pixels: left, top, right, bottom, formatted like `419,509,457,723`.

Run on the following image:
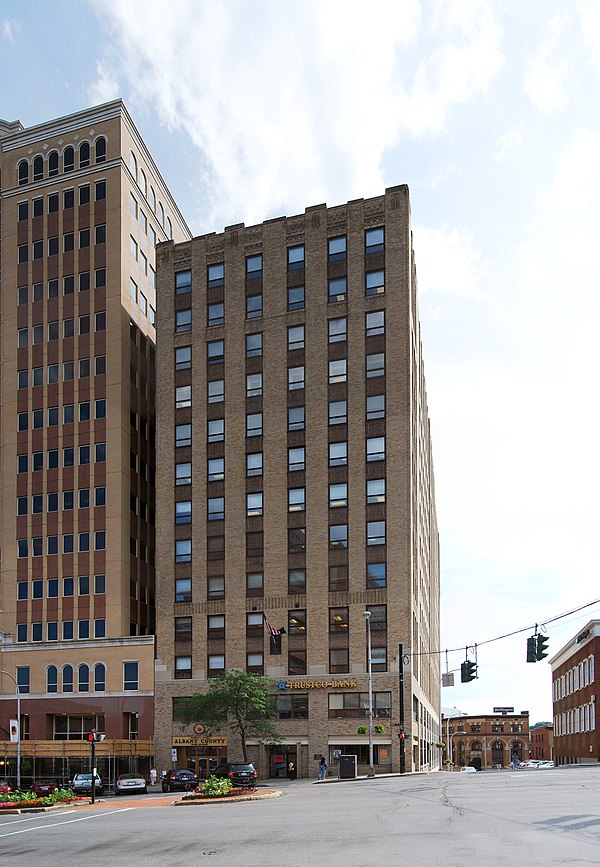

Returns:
550,620,599,765
529,723,553,761
442,711,530,769
153,186,441,777
0,101,190,787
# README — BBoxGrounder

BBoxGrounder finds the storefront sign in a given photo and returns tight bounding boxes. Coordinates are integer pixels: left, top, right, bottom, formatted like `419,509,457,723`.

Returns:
493,707,514,714
172,736,228,747
277,679,357,690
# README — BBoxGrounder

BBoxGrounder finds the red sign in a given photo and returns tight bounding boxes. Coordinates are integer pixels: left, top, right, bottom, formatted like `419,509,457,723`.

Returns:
274,755,284,763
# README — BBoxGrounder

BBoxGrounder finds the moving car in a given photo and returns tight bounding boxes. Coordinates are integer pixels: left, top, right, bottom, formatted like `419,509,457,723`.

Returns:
536,760,555,769
161,769,199,792
71,773,103,795
213,762,258,787
0,780,12,795
115,773,147,795
30,780,58,797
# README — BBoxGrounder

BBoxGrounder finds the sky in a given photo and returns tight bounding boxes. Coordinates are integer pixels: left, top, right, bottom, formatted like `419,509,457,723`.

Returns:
2,0,600,724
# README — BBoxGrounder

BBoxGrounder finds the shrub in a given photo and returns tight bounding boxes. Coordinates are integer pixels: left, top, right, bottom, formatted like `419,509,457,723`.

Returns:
199,775,234,798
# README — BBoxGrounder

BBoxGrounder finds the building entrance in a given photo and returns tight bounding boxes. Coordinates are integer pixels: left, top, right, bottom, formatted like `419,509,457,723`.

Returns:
184,747,227,778
268,746,297,778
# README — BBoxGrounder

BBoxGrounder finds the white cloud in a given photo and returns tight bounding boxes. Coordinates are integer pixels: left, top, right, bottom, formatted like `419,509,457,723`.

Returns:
2,18,21,44
89,0,503,230
413,225,494,299
524,11,572,116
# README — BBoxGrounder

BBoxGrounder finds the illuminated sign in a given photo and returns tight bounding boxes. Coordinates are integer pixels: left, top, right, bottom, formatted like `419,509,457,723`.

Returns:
277,679,358,690
172,736,228,747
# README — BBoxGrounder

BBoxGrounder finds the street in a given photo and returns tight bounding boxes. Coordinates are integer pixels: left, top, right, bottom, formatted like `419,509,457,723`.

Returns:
1,766,600,865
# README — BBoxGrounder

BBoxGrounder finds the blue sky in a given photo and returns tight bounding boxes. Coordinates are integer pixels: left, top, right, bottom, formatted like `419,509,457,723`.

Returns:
3,0,600,723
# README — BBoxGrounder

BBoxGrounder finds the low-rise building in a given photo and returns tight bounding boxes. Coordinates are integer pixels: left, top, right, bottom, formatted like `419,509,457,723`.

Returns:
442,711,530,769
529,722,553,761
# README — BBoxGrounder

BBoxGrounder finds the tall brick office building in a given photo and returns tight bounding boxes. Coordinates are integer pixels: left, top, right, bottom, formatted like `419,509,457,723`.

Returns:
154,186,441,777
0,101,190,786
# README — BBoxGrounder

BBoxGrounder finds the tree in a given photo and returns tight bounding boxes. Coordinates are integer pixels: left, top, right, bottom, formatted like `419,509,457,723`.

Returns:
179,669,283,762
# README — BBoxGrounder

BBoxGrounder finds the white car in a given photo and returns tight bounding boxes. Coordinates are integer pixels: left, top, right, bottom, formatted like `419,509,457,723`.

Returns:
460,765,478,773
115,773,147,795
536,760,555,769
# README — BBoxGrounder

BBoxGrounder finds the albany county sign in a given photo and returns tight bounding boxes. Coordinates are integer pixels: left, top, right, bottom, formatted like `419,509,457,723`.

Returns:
172,736,228,747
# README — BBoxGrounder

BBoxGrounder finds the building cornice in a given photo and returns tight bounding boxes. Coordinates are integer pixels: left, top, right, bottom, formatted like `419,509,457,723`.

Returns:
0,635,155,654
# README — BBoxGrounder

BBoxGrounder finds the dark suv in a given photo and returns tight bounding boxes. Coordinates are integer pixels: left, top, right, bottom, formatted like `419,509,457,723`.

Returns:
213,762,257,788
161,769,198,793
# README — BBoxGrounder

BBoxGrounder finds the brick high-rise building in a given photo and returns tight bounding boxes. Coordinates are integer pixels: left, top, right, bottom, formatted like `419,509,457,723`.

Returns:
0,101,190,785
154,186,440,777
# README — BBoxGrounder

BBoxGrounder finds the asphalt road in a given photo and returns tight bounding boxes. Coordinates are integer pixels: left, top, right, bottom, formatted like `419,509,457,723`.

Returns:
1,766,600,866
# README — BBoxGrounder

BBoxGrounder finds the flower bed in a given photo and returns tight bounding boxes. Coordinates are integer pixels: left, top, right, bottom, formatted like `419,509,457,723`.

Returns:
0,788,84,809
181,775,258,800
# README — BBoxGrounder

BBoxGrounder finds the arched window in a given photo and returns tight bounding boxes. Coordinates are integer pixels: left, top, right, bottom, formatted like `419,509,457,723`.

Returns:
130,150,137,180
149,186,156,212
470,741,482,752
47,665,58,694
48,151,59,177
95,136,107,163
33,155,44,181
63,146,75,173
139,167,147,198
63,664,74,693
79,141,90,168
18,159,29,185
166,216,173,239
78,664,90,692
158,201,165,228
94,663,106,692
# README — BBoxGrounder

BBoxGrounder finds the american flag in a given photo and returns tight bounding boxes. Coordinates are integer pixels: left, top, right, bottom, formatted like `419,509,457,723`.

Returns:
263,611,280,636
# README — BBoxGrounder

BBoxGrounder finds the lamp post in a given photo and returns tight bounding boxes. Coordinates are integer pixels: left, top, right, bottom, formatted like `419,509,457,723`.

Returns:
0,669,21,790
449,729,466,770
363,611,375,777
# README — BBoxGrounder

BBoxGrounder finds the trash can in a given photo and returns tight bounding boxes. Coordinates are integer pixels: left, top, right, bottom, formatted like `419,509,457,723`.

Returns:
338,754,357,779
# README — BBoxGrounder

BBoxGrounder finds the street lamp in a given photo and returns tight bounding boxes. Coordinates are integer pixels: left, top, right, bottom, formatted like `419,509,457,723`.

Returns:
0,669,21,790
363,611,375,778
449,729,466,769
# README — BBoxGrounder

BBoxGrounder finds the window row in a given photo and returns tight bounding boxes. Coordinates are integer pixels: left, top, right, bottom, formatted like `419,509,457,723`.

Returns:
17,618,106,643
14,660,139,695
129,277,156,325
17,531,107,557
18,574,106,600
175,561,386,603
173,230,384,296
17,226,106,262
554,703,596,736
17,400,106,431
17,443,106,472
17,312,107,347
17,180,107,219
129,153,172,238
173,521,386,563
17,139,106,185
17,486,106,516
178,414,385,447
129,193,159,247
553,655,594,700
178,482,385,523
18,270,107,305
17,356,107,388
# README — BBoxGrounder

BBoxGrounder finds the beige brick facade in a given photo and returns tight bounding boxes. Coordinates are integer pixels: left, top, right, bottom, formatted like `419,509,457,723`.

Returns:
154,187,440,778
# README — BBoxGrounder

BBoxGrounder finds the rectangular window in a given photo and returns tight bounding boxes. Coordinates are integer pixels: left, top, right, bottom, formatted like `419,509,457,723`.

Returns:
288,324,305,351
124,662,139,690
208,419,224,442
208,655,225,677
288,245,305,270
79,184,90,205
367,520,386,546
175,616,193,642
175,539,192,562
246,372,262,397
246,532,264,558
329,441,347,467
329,359,347,383
208,302,224,326
208,457,224,482
328,277,347,302
288,569,306,594
367,478,386,503
95,223,106,244
366,353,385,378
246,294,263,319
328,317,347,343
208,574,225,597
208,497,225,521
288,285,305,311
246,452,263,477
176,385,192,409
366,310,385,336
288,487,305,512
329,400,347,425
176,423,192,447
208,262,224,287
175,270,192,295
328,235,347,261
246,333,262,357
288,527,306,553
175,578,192,603
365,227,384,253
288,406,305,431
329,524,348,549
246,254,263,279
246,571,264,597
367,436,385,462
246,413,263,437
246,492,263,516
175,346,192,370
176,309,192,332
288,366,305,390
208,379,224,403
329,565,349,592
366,394,385,420
329,483,348,508
175,501,192,524
329,648,349,674
288,446,305,472
365,270,385,296
207,339,224,364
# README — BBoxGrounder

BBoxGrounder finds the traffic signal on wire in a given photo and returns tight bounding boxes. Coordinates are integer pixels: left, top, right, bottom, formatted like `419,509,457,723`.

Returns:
536,634,549,661
460,660,477,683
526,636,537,663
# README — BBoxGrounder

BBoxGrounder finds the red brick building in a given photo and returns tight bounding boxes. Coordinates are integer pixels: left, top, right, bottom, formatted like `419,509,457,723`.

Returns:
551,620,599,766
529,723,553,761
442,711,530,769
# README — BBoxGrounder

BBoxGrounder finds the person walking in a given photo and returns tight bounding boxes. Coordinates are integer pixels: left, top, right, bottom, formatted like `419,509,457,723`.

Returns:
149,767,157,786
288,760,296,780
511,752,519,770
318,756,327,780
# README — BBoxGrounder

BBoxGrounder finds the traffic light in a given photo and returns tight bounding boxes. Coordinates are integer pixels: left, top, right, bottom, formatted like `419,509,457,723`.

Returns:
397,730,405,742
536,634,549,661
526,636,537,663
460,660,477,683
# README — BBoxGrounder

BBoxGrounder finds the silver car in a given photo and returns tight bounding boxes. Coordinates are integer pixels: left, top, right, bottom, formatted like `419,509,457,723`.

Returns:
72,773,103,795
115,773,147,795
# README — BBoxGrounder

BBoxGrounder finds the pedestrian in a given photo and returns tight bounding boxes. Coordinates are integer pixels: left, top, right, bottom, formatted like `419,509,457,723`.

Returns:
318,755,327,780
150,767,157,786
511,752,519,770
288,760,296,780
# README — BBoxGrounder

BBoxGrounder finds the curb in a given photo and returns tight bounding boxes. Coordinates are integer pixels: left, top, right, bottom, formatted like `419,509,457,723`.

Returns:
173,790,281,806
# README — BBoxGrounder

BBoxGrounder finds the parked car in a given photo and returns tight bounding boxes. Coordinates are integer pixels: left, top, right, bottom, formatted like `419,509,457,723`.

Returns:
30,780,58,797
71,773,103,795
536,760,555,769
460,765,477,774
115,773,147,795
161,769,199,793
0,780,12,795
213,762,257,787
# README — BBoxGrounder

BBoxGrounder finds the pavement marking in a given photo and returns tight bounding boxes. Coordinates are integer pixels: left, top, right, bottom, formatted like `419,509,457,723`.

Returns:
0,807,133,838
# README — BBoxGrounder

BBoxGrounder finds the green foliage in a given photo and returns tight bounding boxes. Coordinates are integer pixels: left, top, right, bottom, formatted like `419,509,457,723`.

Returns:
374,724,385,734
356,725,368,735
0,787,76,807
179,669,283,762
200,775,234,797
